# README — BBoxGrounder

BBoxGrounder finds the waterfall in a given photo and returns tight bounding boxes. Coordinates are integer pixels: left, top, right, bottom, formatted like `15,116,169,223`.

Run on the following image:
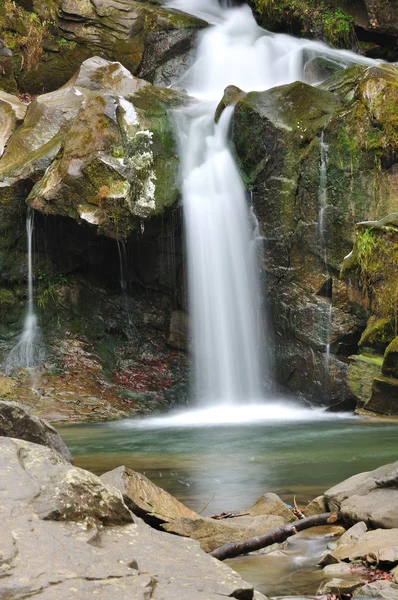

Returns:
165,0,374,406
6,209,44,370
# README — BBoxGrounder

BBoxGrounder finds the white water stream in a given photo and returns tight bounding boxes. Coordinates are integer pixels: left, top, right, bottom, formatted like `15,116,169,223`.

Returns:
5,209,44,370
165,0,374,410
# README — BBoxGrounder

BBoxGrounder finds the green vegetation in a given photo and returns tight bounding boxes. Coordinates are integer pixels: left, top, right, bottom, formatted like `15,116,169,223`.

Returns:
250,0,355,47
37,270,67,310
344,223,398,350
1,0,48,71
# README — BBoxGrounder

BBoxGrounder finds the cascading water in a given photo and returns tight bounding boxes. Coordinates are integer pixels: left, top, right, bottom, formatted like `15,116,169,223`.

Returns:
5,209,44,370
165,0,374,410
318,131,332,388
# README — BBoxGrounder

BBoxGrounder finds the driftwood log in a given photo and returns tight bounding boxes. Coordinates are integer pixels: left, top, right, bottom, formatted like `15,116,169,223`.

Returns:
210,512,338,561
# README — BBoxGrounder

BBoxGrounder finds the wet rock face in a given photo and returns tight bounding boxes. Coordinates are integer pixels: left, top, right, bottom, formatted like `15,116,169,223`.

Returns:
232,64,398,409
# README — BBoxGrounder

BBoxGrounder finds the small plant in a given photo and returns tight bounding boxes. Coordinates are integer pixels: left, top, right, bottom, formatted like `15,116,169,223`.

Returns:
36,270,67,310
356,228,377,274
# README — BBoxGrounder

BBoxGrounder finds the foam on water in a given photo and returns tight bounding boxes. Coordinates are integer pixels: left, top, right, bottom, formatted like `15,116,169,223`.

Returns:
117,403,355,429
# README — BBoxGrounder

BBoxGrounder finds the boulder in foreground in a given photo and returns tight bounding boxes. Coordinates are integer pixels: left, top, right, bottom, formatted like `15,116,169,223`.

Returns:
0,400,72,461
325,460,398,528
100,465,200,524
0,437,262,599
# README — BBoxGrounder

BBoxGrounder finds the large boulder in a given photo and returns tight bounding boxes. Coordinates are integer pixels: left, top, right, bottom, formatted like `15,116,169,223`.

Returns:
100,465,200,524
243,492,297,522
0,400,72,461
324,461,398,528
0,437,262,600
331,527,398,563
0,57,185,241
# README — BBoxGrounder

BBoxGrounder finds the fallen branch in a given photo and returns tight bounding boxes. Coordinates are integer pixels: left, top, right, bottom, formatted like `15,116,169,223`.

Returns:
210,512,338,561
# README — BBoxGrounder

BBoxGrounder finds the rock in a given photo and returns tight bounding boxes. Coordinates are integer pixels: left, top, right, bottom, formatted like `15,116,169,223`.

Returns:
367,375,398,415
0,91,27,157
168,310,190,351
0,437,262,600
233,63,398,409
322,562,362,577
0,400,72,461
325,461,398,528
3,0,206,94
331,528,398,563
353,580,398,599
24,57,185,239
0,437,132,524
244,492,297,522
355,0,398,36
317,577,365,595
304,56,344,84
348,354,383,407
384,337,398,379
339,522,368,544
0,57,185,240
57,0,206,78
163,514,285,553
100,465,199,524
303,495,327,517
215,85,246,123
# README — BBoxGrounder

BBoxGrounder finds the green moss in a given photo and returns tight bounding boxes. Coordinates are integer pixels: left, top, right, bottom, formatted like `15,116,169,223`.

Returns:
359,316,395,353
0,287,17,306
249,0,355,47
385,336,398,355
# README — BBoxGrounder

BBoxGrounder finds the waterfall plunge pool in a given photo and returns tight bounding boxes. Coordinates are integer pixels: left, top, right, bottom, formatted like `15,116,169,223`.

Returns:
58,410,397,516
58,409,398,596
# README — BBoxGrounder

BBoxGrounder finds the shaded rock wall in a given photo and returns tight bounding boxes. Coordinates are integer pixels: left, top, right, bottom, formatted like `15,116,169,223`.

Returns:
231,64,398,409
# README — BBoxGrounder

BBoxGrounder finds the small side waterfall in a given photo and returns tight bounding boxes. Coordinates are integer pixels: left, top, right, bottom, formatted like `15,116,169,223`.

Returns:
6,209,44,370
318,132,332,389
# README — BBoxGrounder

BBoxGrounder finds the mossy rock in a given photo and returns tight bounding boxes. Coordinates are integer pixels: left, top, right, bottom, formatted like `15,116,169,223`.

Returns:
365,374,398,415
0,0,206,94
359,317,396,354
21,58,186,239
347,353,383,406
383,337,398,379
